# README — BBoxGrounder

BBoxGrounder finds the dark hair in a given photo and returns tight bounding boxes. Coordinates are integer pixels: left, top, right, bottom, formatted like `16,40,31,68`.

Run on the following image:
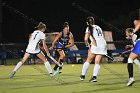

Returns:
87,16,95,26
125,28,133,33
87,17,95,34
63,22,69,28
35,22,46,30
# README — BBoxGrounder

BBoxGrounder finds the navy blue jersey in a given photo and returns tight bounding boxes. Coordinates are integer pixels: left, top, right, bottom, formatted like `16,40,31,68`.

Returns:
58,31,70,46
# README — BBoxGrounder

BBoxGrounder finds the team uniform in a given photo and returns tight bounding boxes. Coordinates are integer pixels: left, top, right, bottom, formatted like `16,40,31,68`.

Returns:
126,33,140,70
80,24,107,81
26,30,45,54
9,30,53,78
127,29,140,86
53,31,70,75
132,30,140,55
131,34,137,45
56,31,70,49
85,25,107,55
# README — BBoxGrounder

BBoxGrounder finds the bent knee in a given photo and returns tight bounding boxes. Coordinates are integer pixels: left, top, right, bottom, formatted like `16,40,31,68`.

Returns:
128,58,133,63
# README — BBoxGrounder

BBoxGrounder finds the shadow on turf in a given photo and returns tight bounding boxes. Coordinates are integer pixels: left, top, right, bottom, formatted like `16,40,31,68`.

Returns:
7,77,140,91
71,87,127,93
11,80,82,90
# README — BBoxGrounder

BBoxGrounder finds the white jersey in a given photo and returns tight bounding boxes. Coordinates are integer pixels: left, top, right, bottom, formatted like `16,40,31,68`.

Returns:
132,34,137,45
85,25,107,55
26,30,45,54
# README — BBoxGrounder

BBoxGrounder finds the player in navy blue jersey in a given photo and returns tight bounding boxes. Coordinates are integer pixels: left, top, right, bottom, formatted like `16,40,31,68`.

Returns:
125,28,140,69
50,22,74,75
126,20,140,86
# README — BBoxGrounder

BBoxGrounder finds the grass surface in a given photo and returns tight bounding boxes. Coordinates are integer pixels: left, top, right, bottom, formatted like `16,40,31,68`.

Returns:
0,63,140,93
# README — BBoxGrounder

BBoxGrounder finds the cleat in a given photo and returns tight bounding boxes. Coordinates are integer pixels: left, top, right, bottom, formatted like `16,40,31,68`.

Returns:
52,70,59,76
59,69,62,74
9,71,16,78
89,76,97,82
50,73,53,77
80,75,85,81
127,78,135,86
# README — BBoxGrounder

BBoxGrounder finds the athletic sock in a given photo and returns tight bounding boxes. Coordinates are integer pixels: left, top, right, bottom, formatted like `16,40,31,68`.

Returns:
59,67,62,70
13,61,23,72
127,63,133,78
82,62,90,75
59,59,63,71
93,64,100,76
53,64,58,71
44,61,53,74
133,59,140,67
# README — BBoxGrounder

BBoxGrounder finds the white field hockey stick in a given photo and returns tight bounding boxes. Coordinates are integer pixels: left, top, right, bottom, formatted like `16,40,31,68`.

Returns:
105,54,114,61
50,56,62,67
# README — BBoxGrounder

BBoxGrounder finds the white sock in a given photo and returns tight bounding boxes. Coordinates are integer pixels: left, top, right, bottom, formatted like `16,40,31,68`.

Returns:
13,61,23,72
133,59,140,67
93,64,100,76
82,62,90,75
44,62,53,74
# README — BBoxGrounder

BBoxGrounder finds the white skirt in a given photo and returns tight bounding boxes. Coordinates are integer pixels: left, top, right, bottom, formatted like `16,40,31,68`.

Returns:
26,48,40,54
90,45,107,55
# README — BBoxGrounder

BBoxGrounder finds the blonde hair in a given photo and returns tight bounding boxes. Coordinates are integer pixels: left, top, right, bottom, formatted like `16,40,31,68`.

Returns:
35,22,46,30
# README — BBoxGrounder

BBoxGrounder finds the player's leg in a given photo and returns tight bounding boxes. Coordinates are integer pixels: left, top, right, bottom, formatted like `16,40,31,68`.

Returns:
80,51,95,81
127,53,137,86
53,50,60,71
10,53,30,78
37,53,53,76
58,50,65,73
133,58,140,67
89,55,102,82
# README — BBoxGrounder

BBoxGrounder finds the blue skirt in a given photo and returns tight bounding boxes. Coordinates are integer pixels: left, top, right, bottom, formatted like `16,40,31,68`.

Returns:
132,39,140,55
56,42,65,48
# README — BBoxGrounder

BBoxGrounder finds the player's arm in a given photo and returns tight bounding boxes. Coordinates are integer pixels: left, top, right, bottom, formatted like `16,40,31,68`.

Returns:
50,32,62,49
133,20,140,33
84,32,90,47
65,32,74,48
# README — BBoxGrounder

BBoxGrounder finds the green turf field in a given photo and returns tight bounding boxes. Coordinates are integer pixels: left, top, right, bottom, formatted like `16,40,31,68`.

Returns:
0,63,140,93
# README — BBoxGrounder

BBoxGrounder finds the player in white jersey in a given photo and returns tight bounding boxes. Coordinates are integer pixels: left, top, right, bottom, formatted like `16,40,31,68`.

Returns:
125,28,140,68
9,22,53,78
80,16,107,82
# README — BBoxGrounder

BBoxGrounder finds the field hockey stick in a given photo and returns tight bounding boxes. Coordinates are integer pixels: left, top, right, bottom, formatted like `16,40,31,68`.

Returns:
120,49,131,54
105,54,114,61
112,49,131,57
85,42,114,61
49,56,62,67
40,48,62,67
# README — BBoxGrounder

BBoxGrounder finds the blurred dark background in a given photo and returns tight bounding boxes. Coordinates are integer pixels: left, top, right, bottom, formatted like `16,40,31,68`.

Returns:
0,0,140,43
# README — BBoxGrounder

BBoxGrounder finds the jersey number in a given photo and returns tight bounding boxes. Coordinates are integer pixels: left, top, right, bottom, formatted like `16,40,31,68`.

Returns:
33,32,39,40
96,28,102,36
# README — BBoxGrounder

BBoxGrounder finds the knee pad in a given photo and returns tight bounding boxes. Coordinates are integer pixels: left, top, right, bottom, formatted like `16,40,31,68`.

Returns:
128,58,133,63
